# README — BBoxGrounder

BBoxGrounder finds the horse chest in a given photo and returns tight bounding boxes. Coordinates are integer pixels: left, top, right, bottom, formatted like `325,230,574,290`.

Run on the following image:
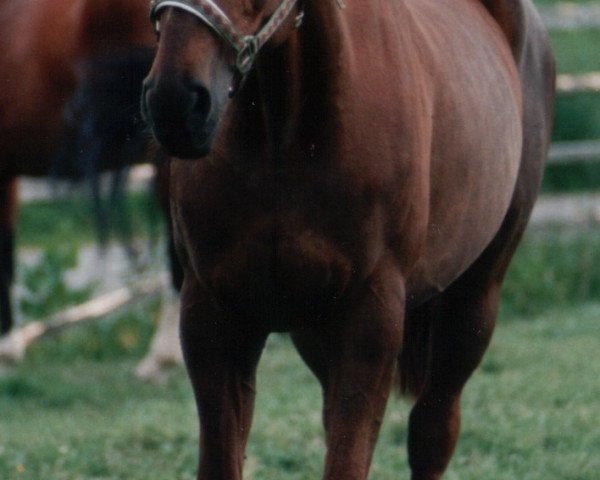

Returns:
172,164,387,327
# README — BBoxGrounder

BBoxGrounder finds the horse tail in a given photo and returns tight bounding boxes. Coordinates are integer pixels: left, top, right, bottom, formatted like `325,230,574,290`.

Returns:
397,307,433,398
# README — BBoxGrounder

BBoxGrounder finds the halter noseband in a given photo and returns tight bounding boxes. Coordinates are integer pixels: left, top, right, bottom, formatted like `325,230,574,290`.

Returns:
150,0,302,76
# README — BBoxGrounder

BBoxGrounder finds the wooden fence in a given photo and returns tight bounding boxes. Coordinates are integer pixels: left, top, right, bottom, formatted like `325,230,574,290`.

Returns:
543,4,600,166
548,73,600,165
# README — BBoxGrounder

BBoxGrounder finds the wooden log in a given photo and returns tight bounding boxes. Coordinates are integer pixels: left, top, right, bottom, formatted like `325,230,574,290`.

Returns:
0,273,167,366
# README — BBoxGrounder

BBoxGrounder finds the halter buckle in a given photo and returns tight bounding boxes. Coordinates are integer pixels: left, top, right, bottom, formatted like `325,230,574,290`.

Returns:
294,10,304,28
236,36,259,75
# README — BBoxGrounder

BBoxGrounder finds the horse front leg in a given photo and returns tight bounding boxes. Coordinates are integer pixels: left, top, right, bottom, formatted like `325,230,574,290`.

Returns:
294,267,405,480
180,276,267,480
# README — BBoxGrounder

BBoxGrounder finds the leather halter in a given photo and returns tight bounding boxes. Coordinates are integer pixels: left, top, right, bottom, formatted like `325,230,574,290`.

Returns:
150,0,302,76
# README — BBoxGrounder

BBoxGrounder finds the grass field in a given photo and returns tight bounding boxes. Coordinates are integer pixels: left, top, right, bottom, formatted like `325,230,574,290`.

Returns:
16,190,162,249
1,299,599,479
6,192,600,479
5,200,600,479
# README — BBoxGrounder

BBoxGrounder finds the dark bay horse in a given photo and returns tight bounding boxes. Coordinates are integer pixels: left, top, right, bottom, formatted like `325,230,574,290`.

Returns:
0,0,155,334
143,0,555,478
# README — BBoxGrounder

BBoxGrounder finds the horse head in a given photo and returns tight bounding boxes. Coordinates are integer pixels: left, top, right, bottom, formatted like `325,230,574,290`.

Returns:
142,0,301,158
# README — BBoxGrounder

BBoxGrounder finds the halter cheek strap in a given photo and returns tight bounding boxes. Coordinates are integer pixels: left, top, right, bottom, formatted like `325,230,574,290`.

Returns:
150,0,302,76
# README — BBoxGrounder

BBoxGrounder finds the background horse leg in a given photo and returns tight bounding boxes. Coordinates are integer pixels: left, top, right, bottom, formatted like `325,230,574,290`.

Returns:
0,177,17,335
135,159,184,382
180,276,267,480
135,289,182,382
293,267,404,480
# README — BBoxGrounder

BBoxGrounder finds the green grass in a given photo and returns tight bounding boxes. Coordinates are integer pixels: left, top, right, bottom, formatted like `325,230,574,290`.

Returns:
4,203,600,478
6,195,600,478
549,29,600,75
1,302,599,479
542,161,600,192
17,189,163,249
502,227,600,316
552,93,600,143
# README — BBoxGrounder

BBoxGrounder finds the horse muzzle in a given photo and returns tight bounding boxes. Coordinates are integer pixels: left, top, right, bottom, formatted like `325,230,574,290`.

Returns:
142,74,218,159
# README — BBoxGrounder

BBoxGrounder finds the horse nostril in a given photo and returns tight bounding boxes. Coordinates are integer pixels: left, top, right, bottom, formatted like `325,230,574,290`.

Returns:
189,82,211,124
144,74,212,127
142,73,219,159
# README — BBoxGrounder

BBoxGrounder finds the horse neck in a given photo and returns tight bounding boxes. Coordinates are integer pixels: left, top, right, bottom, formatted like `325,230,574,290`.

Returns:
247,0,349,162
13,0,81,59
75,0,154,57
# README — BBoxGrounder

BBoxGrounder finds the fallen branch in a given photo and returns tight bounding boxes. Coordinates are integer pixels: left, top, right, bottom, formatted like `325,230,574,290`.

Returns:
0,273,168,366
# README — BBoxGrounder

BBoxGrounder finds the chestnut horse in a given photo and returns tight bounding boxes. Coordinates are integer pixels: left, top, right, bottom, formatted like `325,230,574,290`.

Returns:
143,0,555,478
0,0,155,335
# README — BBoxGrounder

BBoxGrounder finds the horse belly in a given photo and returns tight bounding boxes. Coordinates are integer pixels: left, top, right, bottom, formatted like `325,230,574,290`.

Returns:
405,2,524,300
